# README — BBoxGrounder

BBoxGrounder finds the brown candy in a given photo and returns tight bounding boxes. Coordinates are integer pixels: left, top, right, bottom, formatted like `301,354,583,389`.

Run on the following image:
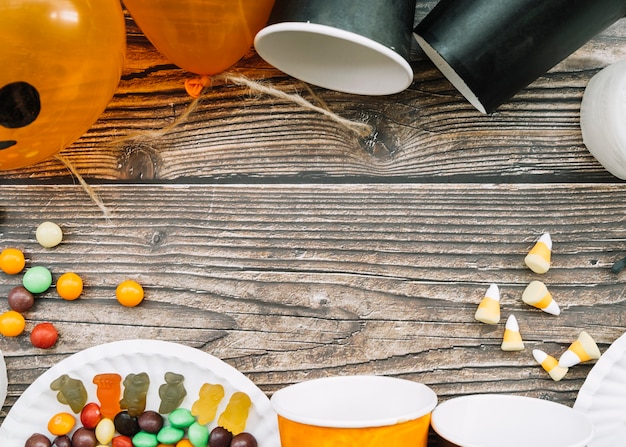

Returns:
208,426,233,447
8,285,34,312
231,432,258,447
25,433,51,447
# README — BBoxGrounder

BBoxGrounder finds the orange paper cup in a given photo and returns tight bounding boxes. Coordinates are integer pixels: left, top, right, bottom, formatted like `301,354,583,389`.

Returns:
270,375,438,447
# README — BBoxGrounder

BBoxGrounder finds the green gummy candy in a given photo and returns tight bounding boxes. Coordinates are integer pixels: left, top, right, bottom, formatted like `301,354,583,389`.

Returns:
23,266,52,293
168,407,195,428
156,425,185,444
132,431,158,447
188,422,209,447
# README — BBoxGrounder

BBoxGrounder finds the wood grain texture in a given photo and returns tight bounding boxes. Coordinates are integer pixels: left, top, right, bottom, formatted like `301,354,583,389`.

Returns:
1,2,626,445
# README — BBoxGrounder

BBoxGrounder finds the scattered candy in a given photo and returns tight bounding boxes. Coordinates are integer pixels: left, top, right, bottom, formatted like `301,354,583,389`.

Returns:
47,412,76,436
120,372,150,417
95,418,116,445
52,435,71,447
56,272,84,300
156,425,185,444
132,431,158,447
116,279,145,307
474,283,501,325
50,374,88,414
30,322,59,349
0,247,26,274
188,421,210,447
522,280,560,315
168,408,196,429
524,232,552,274
231,432,258,447
192,383,225,425
159,372,187,414
112,435,133,447
72,427,98,447
559,331,602,368
114,411,141,437
501,315,524,351
93,373,123,418
137,410,164,434
23,265,53,294
209,426,233,447
533,349,568,381
0,309,26,337
7,285,35,312
218,392,252,435
25,433,52,447
36,221,63,248
80,402,103,430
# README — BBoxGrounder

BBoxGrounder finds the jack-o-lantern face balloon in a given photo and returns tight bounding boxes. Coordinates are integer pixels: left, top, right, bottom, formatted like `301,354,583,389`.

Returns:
0,0,126,170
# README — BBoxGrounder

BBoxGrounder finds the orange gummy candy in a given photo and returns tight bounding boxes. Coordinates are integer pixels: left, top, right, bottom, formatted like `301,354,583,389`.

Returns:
93,373,122,418
217,392,251,435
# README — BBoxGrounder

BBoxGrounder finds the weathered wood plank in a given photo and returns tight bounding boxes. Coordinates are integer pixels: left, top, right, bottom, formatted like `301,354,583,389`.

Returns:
1,183,625,424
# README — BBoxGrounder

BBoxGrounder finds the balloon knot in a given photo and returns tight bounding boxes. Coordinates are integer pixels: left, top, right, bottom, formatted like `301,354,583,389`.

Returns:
184,76,211,98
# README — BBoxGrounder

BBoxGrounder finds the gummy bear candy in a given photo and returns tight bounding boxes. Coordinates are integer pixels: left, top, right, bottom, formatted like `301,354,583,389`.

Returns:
93,373,122,418
158,372,186,414
217,392,251,435
191,383,225,425
120,372,150,417
50,374,88,414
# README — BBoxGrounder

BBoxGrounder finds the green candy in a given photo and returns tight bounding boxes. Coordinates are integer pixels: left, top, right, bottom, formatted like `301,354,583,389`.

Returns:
188,422,210,447
156,425,185,444
132,431,158,447
22,266,52,293
168,407,195,428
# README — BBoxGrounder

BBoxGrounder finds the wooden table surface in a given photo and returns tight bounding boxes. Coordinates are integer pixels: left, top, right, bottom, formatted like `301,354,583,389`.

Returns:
2,3,626,445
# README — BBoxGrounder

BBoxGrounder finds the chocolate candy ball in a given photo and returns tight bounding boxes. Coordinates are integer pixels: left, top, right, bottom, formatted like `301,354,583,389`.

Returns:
7,285,34,312
25,433,51,447
137,410,164,434
52,435,72,447
231,432,258,447
114,411,140,437
209,427,233,447
71,428,97,447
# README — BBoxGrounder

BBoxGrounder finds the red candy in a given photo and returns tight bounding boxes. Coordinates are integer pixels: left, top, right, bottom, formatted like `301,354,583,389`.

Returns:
80,402,102,430
30,322,59,349
112,435,133,447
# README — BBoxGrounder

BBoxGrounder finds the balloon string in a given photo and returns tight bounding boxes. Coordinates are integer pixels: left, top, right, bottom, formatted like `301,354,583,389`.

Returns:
55,154,111,220
185,73,374,138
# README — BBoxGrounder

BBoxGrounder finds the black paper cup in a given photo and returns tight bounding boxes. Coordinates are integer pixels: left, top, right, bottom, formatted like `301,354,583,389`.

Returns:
254,0,417,96
414,0,626,113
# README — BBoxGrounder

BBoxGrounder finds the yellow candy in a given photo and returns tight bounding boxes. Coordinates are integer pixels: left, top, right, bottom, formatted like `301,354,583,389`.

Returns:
192,383,225,425
217,392,251,435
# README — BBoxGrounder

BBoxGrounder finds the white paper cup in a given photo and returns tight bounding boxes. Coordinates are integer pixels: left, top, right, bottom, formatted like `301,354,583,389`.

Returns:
431,394,594,447
270,375,437,447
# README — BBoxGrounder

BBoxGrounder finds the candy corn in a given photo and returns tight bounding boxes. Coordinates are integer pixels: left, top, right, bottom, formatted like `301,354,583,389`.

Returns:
533,349,568,381
525,232,552,274
559,331,601,368
501,315,524,351
475,284,501,325
522,281,560,316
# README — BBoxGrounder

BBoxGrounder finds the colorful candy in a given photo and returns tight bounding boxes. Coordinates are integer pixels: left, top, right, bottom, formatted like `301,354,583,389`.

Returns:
0,309,26,336
95,418,116,444
533,349,568,382
50,374,88,414
168,408,196,429
23,265,53,294
217,392,252,435
120,373,150,417
208,427,233,447
7,285,34,312
156,425,185,444
192,383,225,424
132,431,159,447
524,232,552,274
47,412,76,436
501,315,524,351
559,331,602,368
56,272,84,300
80,402,103,429
30,322,59,349
159,372,187,414
25,433,52,447
187,422,209,447
522,280,560,315
137,410,164,434
93,373,122,418
231,433,258,447
116,279,145,307
36,221,63,248
474,283,500,325
0,247,25,274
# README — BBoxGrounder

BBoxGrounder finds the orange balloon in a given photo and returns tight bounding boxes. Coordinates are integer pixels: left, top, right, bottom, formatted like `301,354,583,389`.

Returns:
0,0,125,170
123,0,275,76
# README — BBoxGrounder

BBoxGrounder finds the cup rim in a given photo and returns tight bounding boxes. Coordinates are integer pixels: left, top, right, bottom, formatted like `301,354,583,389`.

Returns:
254,22,413,96
431,394,594,447
270,375,438,428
